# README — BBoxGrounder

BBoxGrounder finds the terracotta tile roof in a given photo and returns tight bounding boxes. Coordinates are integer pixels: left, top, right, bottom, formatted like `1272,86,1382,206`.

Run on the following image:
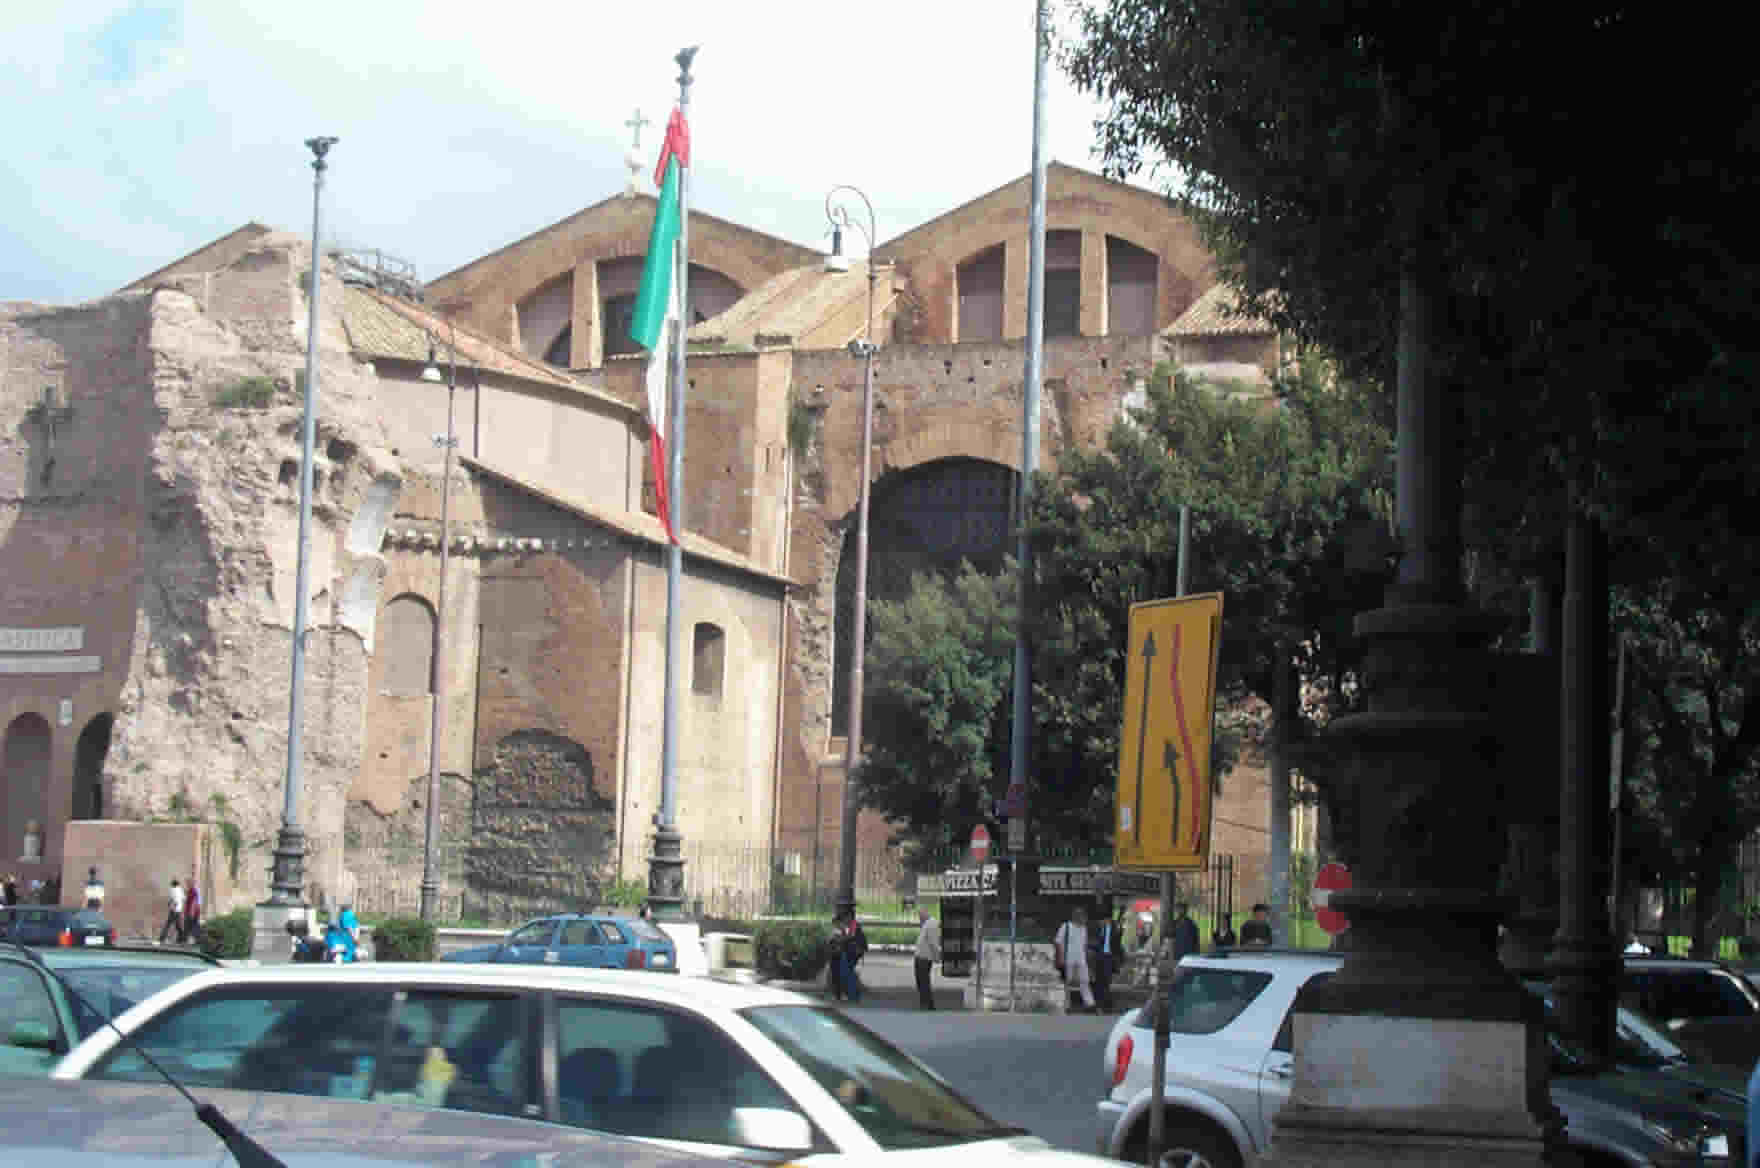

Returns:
688,261,888,350
342,286,635,415
460,454,796,590
1165,283,1277,338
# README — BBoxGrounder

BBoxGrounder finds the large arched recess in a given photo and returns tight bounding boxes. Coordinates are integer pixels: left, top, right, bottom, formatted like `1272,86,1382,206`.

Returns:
830,457,1018,736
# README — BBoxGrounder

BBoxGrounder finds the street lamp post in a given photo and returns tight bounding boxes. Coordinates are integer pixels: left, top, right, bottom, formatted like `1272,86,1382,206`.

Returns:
826,186,877,920
418,329,459,922
270,134,337,909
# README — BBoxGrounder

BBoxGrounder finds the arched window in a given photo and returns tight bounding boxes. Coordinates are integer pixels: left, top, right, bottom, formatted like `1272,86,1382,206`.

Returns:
381,594,437,696
72,713,113,821
1107,236,1159,336
517,274,573,366
956,245,1005,342
3,713,52,858
692,623,725,698
1045,229,1082,337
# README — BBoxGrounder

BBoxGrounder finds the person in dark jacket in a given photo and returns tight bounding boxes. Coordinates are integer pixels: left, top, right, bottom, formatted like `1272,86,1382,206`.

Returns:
1089,906,1127,1012
838,914,868,1004
1240,903,1274,946
1171,902,1200,962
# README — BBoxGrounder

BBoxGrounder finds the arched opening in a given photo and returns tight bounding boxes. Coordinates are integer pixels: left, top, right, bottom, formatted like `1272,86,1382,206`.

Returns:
956,245,1005,342
3,713,53,861
72,713,112,821
831,457,1017,735
1045,229,1083,338
692,622,726,699
1106,236,1159,336
517,273,574,366
381,593,437,696
599,258,746,360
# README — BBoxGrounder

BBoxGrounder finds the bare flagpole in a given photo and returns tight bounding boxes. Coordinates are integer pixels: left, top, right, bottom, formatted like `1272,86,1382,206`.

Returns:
652,45,698,922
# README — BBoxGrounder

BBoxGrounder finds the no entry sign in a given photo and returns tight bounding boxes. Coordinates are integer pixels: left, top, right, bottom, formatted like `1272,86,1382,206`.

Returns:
969,824,992,864
1313,862,1352,936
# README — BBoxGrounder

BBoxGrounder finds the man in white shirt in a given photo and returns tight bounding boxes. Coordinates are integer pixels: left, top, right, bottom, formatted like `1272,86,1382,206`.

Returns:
913,907,942,1010
159,878,186,943
82,867,105,910
1056,906,1096,1013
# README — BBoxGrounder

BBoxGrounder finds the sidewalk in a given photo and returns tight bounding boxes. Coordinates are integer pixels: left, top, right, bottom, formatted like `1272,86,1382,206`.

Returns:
778,952,1154,1013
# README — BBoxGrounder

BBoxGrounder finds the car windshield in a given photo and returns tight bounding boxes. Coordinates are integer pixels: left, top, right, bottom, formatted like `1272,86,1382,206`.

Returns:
741,1005,1021,1149
48,961,208,1039
1531,984,1690,1071
1158,965,1274,1035
620,918,668,943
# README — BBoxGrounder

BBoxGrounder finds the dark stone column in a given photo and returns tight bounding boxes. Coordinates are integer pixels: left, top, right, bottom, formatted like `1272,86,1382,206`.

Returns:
1548,508,1618,1063
1262,254,1555,1167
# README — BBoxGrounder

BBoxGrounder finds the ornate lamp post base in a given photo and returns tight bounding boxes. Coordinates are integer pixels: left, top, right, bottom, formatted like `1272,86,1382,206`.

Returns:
647,822,686,921
253,823,310,964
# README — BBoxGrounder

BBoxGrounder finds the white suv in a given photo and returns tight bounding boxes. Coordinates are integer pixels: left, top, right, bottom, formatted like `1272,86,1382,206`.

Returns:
1095,949,1746,1168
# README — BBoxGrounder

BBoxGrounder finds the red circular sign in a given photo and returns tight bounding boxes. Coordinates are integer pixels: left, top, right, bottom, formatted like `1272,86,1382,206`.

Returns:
969,824,992,864
1313,862,1352,936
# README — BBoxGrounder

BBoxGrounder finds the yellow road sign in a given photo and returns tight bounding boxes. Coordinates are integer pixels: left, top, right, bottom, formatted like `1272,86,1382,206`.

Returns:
1114,592,1223,870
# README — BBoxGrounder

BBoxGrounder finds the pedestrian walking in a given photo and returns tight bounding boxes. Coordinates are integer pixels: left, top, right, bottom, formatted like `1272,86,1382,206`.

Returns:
1090,906,1125,1012
1211,913,1237,950
1240,903,1274,946
1055,906,1096,1013
2,873,17,906
183,876,203,946
158,878,186,943
82,867,105,910
839,914,868,1004
913,907,941,1010
1171,902,1200,962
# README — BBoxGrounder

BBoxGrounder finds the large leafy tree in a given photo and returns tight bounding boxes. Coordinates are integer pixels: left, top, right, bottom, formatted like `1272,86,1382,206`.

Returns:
1029,361,1395,831
860,363,1396,851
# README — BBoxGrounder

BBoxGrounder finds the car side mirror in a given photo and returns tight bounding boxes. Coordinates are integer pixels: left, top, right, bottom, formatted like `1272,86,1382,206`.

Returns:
8,1020,57,1051
731,1107,813,1152
1666,1018,1688,1031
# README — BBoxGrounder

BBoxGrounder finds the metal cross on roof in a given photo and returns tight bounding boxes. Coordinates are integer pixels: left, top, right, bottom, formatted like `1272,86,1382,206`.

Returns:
625,108,650,151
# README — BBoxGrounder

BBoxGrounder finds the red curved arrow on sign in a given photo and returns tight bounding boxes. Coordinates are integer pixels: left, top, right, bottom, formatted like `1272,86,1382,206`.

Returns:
1167,623,1202,850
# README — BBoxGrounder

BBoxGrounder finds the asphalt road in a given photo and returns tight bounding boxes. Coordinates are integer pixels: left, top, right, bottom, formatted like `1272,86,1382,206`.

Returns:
843,953,1122,1157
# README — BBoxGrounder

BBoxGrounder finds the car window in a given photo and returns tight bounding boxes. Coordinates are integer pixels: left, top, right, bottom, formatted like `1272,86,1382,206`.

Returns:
742,1005,1013,1150
508,921,554,946
371,990,529,1117
1162,966,1275,1036
56,964,209,1040
1624,968,1759,1021
621,919,667,943
555,996,808,1149
560,922,595,946
1272,971,1334,1053
0,963,62,1044
90,985,394,1094
599,922,629,945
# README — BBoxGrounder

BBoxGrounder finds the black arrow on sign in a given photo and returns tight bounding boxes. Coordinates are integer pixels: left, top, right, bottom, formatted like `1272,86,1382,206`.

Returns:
1132,630,1156,842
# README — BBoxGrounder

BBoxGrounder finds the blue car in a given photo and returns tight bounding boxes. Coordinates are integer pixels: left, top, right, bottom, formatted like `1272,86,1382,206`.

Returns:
441,913,676,972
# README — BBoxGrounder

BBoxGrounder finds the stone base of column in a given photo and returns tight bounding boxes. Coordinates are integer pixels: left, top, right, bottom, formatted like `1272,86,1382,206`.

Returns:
1259,1097,1549,1168
267,824,306,906
647,823,687,922
251,901,310,965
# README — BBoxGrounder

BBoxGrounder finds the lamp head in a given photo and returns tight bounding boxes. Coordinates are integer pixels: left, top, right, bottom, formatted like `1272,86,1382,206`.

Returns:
420,342,443,383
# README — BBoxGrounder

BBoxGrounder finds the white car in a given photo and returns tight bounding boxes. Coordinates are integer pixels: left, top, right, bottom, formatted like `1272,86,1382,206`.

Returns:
55,962,1117,1168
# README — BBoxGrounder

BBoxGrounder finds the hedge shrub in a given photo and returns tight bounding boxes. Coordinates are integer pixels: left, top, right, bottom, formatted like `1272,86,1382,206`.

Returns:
754,920,831,982
200,907,254,959
372,916,436,962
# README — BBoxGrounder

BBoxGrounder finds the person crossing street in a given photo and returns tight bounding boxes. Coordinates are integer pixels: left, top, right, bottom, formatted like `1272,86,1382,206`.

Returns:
913,907,941,1010
158,878,186,944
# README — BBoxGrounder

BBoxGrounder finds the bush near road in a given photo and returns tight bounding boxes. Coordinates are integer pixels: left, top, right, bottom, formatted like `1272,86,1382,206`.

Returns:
754,920,831,981
372,917,436,961
200,908,254,959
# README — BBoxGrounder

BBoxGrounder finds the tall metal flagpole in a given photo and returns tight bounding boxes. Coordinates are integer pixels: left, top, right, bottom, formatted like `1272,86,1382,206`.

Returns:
271,135,337,909
651,46,698,922
1004,0,1049,1010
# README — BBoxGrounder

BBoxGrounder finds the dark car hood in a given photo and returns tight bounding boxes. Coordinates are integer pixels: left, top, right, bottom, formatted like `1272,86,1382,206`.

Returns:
1552,1062,1745,1129
1666,1016,1760,1072
1655,1058,1750,1105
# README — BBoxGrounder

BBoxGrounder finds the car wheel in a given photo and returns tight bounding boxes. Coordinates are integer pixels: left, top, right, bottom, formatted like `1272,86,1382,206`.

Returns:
1127,1119,1242,1168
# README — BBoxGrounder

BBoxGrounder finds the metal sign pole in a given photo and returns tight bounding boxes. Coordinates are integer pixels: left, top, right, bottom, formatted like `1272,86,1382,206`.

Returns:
1149,507,1190,1164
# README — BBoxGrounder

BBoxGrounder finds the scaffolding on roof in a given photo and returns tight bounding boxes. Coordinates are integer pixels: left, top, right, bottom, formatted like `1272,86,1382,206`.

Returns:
332,248,423,301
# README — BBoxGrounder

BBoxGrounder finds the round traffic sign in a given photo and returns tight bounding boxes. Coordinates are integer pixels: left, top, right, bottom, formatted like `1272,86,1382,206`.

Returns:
1313,862,1352,936
969,824,992,864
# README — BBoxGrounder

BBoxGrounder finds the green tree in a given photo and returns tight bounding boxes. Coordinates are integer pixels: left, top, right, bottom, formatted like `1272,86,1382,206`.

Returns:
860,561,1017,851
1029,361,1396,828
1617,570,1760,956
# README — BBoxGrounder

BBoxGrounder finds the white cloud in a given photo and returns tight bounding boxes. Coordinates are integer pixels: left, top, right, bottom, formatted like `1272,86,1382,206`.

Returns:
1,0,1148,304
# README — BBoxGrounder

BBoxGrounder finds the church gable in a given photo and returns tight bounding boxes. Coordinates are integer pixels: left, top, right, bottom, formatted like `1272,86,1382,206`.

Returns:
878,162,1215,345
424,193,819,372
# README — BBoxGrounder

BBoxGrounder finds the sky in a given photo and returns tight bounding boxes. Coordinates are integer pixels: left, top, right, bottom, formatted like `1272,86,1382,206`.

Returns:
0,0,1156,306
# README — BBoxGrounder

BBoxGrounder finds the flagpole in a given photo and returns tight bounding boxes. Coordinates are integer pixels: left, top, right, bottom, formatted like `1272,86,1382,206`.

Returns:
651,44,698,923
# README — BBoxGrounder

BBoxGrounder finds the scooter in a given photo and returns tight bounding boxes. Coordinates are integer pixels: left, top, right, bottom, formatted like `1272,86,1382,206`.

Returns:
287,918,357,963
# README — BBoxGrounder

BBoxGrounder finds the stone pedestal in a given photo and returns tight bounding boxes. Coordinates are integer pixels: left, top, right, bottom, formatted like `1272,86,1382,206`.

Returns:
252,902,310,965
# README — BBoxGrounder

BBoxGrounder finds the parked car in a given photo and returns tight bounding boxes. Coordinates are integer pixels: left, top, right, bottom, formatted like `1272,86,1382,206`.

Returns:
2,943,216,1075
54,963,1116,1166
0,1075,722,1168
0,905,115,948
1618,955,1760,1070
442,913,677,972
1095,949,1743,1168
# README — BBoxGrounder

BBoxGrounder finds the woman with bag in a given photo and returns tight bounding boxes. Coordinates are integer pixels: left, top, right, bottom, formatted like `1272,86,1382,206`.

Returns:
1054,906,1096,1013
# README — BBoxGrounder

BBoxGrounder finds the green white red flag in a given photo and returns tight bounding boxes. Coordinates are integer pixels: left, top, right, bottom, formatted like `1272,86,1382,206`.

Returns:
629,108,690,543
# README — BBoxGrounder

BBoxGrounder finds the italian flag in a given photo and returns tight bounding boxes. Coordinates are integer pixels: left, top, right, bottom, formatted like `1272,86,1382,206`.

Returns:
629,107,690,543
